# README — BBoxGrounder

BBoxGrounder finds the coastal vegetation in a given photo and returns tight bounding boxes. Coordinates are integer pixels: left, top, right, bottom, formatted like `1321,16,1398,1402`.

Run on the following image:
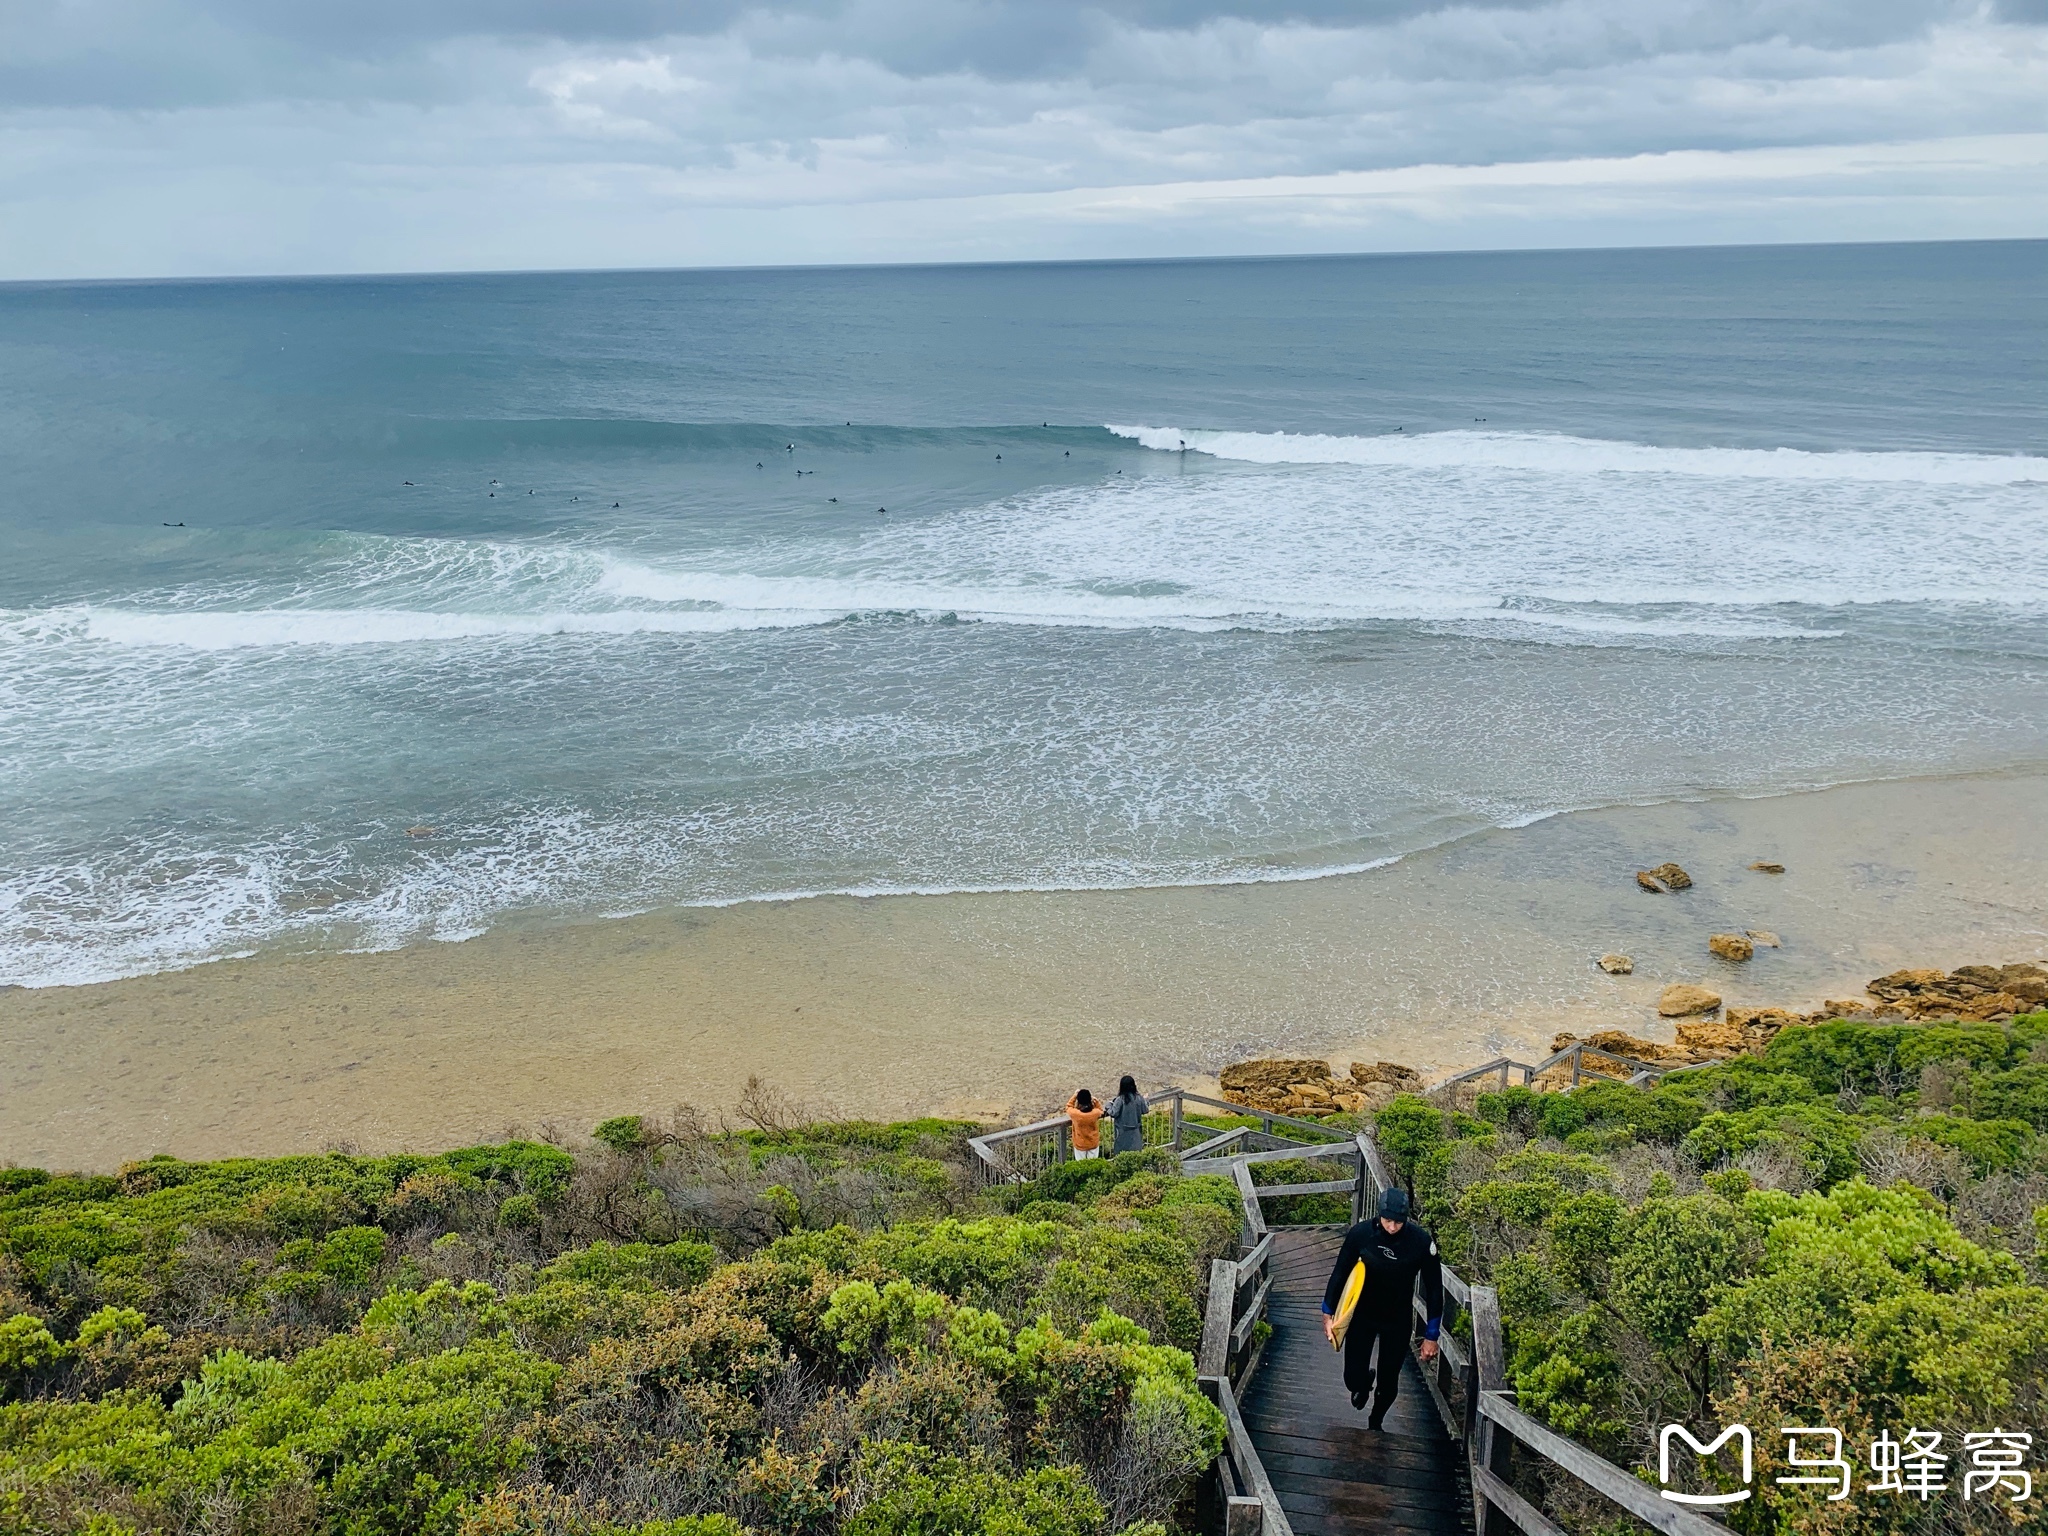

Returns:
0,1104,1231,1536
1383,1010,2048,1534
8,1005,2048,1536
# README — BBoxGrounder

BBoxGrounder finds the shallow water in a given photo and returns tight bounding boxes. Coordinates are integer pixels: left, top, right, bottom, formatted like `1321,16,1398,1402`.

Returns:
2,242,2045,986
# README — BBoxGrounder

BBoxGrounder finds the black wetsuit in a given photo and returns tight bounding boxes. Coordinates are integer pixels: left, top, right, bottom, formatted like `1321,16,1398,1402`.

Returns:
1320,1218,1445,1421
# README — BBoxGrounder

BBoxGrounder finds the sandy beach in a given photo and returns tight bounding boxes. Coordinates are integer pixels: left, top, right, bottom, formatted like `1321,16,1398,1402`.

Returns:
3,768,2045,1171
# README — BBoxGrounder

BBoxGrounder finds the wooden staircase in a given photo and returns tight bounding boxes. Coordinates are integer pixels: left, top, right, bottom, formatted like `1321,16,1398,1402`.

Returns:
1241,1229,1470,1535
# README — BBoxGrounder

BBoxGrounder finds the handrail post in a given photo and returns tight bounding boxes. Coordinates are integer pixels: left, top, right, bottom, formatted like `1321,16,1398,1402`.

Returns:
1200,1258,1235,1378
1469,1284,1516,1536
1170,1090,1184,1149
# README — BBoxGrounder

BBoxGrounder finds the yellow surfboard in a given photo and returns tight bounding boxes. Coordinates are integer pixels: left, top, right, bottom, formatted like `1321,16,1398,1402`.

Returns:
1329,1260,1366,1350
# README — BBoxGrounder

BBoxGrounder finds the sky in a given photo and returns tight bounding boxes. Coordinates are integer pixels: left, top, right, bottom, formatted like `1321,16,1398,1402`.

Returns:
2,0,2046,278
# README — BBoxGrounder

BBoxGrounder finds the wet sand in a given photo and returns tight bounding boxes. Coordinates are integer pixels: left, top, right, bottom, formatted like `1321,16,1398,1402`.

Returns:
3,769,2045,1171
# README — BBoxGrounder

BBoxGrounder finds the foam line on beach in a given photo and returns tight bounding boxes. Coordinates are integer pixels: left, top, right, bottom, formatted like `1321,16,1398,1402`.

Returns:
1107,425,2048,483
2,595,1837,650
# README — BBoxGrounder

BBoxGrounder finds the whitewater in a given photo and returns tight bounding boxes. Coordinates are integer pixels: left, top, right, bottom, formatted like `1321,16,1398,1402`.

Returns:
3,245,2045,987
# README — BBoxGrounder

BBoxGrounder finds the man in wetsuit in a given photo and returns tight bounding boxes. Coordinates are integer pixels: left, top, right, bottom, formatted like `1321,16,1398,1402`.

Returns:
1320,1188,1444,1429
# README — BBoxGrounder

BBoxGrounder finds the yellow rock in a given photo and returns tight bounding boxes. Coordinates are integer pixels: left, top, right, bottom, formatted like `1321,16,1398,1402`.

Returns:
1658,983,1722,1017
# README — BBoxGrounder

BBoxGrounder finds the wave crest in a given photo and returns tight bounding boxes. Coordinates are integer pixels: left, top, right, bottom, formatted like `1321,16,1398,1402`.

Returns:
1107,425,2048,484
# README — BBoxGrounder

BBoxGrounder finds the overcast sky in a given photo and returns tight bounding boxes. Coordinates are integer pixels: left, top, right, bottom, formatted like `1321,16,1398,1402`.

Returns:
3,0,2045,278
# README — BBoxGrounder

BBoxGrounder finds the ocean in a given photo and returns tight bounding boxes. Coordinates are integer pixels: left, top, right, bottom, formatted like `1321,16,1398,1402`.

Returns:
2,240,2045,989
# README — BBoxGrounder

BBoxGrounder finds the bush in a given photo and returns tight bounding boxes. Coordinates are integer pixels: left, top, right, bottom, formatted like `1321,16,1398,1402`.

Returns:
0,1114,1228,1534
845,1443,1106,1536
1428,1013,2048,1532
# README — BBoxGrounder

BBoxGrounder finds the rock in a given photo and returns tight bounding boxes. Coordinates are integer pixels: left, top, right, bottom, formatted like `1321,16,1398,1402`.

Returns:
1550,1028,1702,1072
1659,983,1722,1017
1636,870,1666,893
1597,953,1634,975
1745,930,1781,948
1710,933,1755,962
1674,1017,1749,1055
1649,862,1694,890
1840,963,2048,1020
1721,1006,1817,1048
406,825,437,838
1750,861,1785,874
1348,1061,1424,1091
1583,1030,1684,1065
1868,968,1946,1001
1221,1058,1335,1111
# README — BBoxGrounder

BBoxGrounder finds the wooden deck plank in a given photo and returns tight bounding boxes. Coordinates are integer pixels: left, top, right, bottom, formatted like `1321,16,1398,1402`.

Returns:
1240,1228,1473,1535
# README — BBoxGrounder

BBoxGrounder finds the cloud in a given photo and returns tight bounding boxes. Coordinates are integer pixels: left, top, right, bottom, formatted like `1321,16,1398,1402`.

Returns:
0,0,2043,277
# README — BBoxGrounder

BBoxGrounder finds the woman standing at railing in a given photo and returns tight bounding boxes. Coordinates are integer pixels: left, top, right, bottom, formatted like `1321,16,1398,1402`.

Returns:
1105,1076,1149,1155
1065,1088,1105,1160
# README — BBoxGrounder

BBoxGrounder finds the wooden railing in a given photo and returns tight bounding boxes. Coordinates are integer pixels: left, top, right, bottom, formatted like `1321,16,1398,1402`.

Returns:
1435,1040,1717,1094
1350,1131,1734,1536
965,1087,1187,1185
1194,1118,1367,1536
976,1076,1735,1534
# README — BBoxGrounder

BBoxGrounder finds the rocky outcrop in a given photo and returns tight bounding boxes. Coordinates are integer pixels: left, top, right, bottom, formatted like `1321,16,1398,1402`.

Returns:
1750,861,1785,874
1221,1058,1333,1101
1597,954,1633,974
1636,871,1665,893
1350,1061,1426,1091
1549,1028,1704,1069
1859,963,2046,1021
1709,933,1755,962
1218,1057,1423,1115
1658,983,1722,1018
1649,862,1693,890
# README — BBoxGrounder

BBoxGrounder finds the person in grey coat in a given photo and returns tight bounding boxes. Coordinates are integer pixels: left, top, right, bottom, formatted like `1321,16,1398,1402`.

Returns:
1105,1075,1149,1155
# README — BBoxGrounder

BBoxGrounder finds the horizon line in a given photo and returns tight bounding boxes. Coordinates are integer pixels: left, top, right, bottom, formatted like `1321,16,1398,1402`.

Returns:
3,231,2041,293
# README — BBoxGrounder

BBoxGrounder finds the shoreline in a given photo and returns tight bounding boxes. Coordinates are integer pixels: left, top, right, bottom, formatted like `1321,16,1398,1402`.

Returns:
4,768,2045,1171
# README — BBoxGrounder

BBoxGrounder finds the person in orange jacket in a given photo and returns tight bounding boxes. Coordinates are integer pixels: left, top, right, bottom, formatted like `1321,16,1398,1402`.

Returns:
1065,1087,1105,1159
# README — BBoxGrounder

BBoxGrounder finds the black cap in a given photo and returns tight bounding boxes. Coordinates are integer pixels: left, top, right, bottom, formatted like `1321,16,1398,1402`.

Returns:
1377,1188,1410,1222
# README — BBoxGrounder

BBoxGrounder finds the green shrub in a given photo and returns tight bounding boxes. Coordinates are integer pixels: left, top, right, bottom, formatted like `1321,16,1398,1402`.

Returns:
1373,1097,1446,1189
1908,1113,2035,1174
844,1442,1106,1536
537,1240,715,1292
1974,1061,2048,1130
590,1117,650,1154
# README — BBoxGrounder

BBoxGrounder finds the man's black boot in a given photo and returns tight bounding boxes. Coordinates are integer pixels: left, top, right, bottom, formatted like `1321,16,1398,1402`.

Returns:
1350,1389,1369,1410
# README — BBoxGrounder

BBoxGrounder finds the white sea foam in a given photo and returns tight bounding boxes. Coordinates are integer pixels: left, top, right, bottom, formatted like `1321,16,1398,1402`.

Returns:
1107,425,2048,484
4,423,2042,661
58,604,836,649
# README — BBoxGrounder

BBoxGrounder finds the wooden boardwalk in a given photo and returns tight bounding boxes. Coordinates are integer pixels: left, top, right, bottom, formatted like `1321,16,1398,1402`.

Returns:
1240,1229,1472,1536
